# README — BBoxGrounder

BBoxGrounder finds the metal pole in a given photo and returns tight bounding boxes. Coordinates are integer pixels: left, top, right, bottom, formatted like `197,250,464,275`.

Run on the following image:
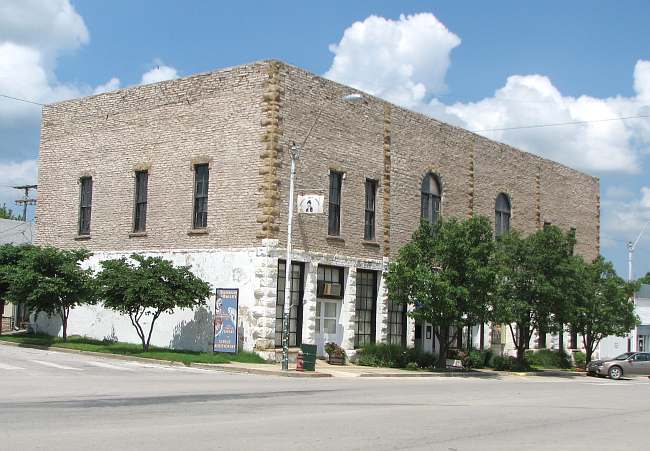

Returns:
282,143,298,371
627,241,633,282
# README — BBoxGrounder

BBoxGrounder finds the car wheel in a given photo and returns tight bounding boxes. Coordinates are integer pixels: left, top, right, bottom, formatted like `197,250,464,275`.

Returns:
608,366,623,380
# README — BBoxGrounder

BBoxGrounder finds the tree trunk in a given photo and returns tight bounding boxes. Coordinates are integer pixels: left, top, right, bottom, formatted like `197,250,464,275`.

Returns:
516,324,528,366
584,334,594,363
436,326,450,369
558,323,564,354
479,323,484,351
538,324,547,348
0,300,4,335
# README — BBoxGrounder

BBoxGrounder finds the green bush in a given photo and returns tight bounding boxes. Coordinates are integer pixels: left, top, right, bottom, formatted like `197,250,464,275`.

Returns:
573,351,586,368
491,355,513,371
356,343,436,369
479,349,493,367
525,349,572,369
466,350,484,369
405,362,419,371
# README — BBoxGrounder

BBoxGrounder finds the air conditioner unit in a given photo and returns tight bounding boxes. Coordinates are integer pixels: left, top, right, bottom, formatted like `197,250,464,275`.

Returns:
322,282,342,298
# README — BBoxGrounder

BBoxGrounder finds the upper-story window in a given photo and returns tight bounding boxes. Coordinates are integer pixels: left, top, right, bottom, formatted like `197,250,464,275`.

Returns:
495,193,511,237
420,173,441,225
364,179,377,240
193,164,209,229
133,171,148,233
78,176,93,235
328,171,343,236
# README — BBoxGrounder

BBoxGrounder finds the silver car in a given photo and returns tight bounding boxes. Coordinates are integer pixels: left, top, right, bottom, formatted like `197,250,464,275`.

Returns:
587,352,650,380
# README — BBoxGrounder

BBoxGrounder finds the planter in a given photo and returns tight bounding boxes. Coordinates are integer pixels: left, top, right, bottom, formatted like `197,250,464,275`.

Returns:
328,355,346,365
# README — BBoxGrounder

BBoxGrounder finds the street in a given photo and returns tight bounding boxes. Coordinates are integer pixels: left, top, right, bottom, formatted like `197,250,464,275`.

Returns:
0,345,648,451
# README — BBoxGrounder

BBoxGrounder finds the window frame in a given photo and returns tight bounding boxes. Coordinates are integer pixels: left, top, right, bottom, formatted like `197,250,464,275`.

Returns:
317,265,345,299
133,170,149,233
495,193,511,237
192,164,210,229
420,173,442,225
78,176,93,236
328,170,343,236
354,270,377,348
387,299,407,347
364,179,377,241
275,260,305,348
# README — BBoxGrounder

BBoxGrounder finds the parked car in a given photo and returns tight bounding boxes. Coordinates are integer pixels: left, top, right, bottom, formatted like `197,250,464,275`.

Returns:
586,352,650,380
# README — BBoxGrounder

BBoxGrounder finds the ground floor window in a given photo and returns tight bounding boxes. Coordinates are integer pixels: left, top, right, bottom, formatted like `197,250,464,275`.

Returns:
355,270,377,348
275,260,304,348
387,299,407,346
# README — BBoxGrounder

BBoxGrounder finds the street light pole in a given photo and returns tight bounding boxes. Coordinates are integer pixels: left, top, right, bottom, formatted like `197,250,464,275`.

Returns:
626,219,650,352
281,142,300,371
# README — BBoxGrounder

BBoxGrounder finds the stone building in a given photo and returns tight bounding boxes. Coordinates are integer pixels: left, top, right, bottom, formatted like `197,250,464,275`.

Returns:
35,60,600,360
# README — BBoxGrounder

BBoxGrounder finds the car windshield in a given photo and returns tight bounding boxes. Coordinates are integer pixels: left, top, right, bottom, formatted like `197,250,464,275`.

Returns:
613,352,635,360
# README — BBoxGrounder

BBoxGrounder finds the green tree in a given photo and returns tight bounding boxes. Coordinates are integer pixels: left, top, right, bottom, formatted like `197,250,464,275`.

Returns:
386,217,495,369
8,246,95,341
0,244,30,334
638,272,650,285
0,204,21,221
95,254,212,351
571,256,639,363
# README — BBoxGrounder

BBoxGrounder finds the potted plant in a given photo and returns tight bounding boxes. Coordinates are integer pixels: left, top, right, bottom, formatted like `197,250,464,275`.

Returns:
325,342,346,365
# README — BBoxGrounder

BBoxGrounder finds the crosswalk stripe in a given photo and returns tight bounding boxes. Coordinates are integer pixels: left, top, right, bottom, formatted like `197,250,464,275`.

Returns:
86,361,133,371
31,360,83,371
0,362,25,370
121,361,178,371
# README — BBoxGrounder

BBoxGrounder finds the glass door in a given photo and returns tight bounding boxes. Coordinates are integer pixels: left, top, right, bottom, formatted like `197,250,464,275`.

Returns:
315,300,339,355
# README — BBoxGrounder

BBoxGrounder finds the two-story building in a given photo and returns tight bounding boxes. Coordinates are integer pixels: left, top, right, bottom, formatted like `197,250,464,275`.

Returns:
34,60,600,360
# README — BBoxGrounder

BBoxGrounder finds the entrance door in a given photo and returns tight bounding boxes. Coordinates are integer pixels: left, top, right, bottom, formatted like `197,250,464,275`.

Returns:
315,300,339,355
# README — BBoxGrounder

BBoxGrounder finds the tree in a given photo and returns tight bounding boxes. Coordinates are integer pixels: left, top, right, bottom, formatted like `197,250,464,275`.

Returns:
96,254,212,351
0,244,30,334
8,246,95,341
386,217,496,369
571,256,639,363
0,204,21,221
638,272,650,286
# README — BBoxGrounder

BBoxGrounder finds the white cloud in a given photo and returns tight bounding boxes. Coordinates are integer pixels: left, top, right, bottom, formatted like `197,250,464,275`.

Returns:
325,14,650,174
601,186,650,249
0,159,38,213
641,187,650,209
140,64,179,85
93,77,121,95
325,13,460,109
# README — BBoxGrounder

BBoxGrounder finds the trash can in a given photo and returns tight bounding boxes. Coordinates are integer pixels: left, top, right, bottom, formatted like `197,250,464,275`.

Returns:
300,344,317,372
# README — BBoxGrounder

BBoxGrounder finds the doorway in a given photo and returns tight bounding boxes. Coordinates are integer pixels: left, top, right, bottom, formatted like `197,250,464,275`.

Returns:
315,300,339,355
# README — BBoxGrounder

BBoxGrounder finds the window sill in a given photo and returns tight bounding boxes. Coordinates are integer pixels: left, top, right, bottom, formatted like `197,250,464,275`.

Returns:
129,232,147,238
74,234,91,241
362,240,380,247
187,228,209,236
326,235,345,243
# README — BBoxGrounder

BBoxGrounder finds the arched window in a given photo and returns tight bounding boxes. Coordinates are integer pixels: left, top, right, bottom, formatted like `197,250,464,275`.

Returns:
421,173,441,224
495,193,511,237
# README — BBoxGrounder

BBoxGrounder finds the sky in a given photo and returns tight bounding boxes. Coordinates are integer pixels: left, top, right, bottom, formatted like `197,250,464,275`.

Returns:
0,0,649,278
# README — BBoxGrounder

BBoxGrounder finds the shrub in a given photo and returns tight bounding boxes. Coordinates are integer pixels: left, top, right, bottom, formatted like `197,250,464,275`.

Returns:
525,349,571,369
405,362,419,371
466,350,484,369
324,342,346,360
356,343,435,369
491,355,513,371
479,349,493,368
573,351,587,368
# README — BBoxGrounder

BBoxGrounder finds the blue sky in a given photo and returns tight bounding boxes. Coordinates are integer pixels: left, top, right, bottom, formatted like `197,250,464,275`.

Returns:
1,0,649,278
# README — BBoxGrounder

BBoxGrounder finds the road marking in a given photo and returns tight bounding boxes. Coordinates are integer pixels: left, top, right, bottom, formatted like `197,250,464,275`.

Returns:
31,360,83,371
120,361,178,371
0,362,25,370
86,361,134,371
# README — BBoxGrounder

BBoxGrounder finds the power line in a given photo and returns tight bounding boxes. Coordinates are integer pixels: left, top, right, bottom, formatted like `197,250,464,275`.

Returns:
471,114,648,133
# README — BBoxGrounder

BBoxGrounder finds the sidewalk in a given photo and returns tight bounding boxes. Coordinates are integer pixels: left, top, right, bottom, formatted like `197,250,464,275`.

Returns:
0,340,586,378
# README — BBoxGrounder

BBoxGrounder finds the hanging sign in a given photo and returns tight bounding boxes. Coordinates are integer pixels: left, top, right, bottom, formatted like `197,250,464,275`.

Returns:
213,288,239,353
297,194,324,214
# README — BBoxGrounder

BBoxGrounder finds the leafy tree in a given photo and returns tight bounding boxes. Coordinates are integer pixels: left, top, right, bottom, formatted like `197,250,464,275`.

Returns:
0,244,30,334
571,256,639,363
0,204,21,221
96,254,212,351
8,246,95,341
638,272,650,286
386,217,495,369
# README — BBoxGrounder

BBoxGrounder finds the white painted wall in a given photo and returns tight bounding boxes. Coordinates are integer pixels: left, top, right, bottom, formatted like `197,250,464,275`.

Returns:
33,248,259,352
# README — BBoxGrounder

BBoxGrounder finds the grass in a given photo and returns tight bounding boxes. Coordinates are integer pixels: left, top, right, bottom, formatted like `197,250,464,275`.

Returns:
0,332,267,365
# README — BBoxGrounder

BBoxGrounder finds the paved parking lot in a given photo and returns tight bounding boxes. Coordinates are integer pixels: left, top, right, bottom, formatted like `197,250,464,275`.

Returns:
1,344,649,451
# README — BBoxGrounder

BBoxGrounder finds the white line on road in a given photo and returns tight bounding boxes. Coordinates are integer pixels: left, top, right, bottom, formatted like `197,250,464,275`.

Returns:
86,361,134,371
0,362,25,370
31,360,83,371
120,361,179,371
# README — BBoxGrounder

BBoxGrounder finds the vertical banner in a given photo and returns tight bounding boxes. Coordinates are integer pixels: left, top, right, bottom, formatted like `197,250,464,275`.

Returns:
213,288,239,353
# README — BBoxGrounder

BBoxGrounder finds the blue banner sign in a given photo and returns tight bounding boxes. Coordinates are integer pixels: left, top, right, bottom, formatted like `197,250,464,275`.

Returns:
213,288,239,354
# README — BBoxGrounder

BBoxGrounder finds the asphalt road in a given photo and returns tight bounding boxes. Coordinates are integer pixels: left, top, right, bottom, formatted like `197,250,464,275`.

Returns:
1,344,649,451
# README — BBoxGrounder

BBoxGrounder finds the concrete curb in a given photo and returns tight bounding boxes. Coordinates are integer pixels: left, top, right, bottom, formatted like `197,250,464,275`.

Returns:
0,340,331,378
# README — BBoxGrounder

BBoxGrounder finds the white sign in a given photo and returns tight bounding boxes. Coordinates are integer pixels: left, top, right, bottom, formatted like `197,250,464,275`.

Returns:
297,195,324,214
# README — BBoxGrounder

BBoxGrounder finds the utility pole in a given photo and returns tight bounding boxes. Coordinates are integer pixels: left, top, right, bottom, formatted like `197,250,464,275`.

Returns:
13,184,37,221
627,219,650,352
